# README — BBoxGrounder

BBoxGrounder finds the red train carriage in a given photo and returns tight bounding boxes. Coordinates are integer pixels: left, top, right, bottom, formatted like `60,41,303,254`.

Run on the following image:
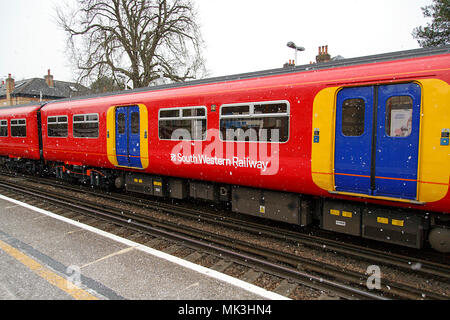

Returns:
3,46,450,252
41,101,109,168
0,104,42,172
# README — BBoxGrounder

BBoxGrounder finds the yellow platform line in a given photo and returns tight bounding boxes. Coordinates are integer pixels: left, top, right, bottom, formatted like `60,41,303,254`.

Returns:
0,239,98,300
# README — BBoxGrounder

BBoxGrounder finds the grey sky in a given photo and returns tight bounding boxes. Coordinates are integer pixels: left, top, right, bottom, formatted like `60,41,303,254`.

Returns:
0,0,433,84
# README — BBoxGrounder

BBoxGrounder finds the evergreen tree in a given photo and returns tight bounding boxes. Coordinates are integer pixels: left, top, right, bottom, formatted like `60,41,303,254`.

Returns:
412,0,450,47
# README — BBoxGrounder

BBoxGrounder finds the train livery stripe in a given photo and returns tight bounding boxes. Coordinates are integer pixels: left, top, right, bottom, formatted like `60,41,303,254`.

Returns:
46,149,150,160
334,173,371,179
311,79,450,203
313,171,450,186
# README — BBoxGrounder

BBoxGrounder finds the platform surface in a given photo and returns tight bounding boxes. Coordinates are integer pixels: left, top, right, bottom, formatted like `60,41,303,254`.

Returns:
0,195,286,300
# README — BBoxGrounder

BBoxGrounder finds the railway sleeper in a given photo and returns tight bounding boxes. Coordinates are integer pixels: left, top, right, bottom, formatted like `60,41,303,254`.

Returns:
122,171,449,252
5,159,446,253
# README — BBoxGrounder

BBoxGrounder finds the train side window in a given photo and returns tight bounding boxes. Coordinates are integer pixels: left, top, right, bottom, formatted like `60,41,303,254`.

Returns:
254,103,287,114
73,113,99,138
11,119,26,137
47,116,68,138
160,109,180,118
0,120,8,137
131,112,140,134
219,101,289,142
159,106,207,141
221,105,249,116
342,98,365,137
385,96,413,137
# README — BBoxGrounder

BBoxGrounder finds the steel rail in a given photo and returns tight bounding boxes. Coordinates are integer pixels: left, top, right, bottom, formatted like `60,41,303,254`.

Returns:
0,180,390,300
1,179,447,300
21,172,447,282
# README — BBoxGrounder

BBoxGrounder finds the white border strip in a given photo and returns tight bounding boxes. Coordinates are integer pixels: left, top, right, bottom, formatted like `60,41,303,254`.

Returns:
0,194,290,300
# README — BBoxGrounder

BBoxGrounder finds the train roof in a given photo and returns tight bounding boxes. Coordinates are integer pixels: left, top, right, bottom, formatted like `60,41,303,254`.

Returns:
24,44,450,107
0,103,41,116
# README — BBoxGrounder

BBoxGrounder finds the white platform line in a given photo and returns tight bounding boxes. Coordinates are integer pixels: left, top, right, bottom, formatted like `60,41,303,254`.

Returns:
0,194,290,300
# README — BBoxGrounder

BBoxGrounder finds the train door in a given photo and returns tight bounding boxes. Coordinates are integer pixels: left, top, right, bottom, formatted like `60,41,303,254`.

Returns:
115,106,143,168
334,83,421,200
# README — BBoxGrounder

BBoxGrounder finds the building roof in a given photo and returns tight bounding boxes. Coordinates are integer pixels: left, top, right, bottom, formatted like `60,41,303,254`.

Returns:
0,77,88,100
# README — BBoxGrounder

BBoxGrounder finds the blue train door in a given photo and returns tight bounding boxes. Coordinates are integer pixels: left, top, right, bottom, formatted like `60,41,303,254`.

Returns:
115,106,142,168
335,86,374,194
334,83,421,200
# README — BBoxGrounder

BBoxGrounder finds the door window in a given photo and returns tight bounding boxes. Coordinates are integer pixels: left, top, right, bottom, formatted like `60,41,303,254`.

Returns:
117,113,126,134
342,98,365,137
131,112,140,134
385,96,413,137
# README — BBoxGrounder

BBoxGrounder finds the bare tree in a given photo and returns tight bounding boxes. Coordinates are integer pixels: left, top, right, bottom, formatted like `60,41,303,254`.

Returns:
57,0,206,89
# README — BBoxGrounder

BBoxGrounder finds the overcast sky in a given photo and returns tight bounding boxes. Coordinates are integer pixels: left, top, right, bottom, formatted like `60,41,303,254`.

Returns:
0,0,433,84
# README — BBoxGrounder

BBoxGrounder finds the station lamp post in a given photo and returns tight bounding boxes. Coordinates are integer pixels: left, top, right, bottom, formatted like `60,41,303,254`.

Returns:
287,41,305,65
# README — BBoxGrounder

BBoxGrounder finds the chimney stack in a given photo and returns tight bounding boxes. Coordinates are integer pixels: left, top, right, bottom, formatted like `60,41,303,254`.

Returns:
44,69,54,88
5,74,15,105
316,45,331,63
283,60,296,68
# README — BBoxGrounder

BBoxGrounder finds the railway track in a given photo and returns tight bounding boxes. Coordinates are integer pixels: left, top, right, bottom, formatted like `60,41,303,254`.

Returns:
0,173,448,300
8,171,448,281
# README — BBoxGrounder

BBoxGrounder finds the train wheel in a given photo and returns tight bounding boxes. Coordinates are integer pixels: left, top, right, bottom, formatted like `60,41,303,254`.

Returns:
428,227,450,253
115,176,125,189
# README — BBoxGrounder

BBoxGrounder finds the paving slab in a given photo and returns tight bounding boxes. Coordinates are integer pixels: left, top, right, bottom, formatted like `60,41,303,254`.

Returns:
0,195,287,300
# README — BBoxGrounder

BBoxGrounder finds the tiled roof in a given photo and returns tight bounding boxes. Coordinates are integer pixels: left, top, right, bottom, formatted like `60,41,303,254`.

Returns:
0,78,88,99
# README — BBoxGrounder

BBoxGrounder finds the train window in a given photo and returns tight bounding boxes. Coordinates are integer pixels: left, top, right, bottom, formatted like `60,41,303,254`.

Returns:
159,106,207,141
117,113,126,134
131,112,140,134
221,105,249,116
47,116,68,138
220,101,289,142
160,109,179,118
385,96,413,137
342,98,365,137
73,113,99,138
182,108,206,117
0,120,8,137
11,119,26,137
254,103,287,114
86,114,98,121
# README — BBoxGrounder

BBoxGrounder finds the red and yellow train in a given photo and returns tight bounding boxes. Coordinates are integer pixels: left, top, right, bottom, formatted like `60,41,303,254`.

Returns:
1,46,449,252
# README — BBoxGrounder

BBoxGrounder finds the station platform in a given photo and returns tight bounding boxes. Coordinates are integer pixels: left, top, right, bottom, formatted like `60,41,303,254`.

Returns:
0,194,287,300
